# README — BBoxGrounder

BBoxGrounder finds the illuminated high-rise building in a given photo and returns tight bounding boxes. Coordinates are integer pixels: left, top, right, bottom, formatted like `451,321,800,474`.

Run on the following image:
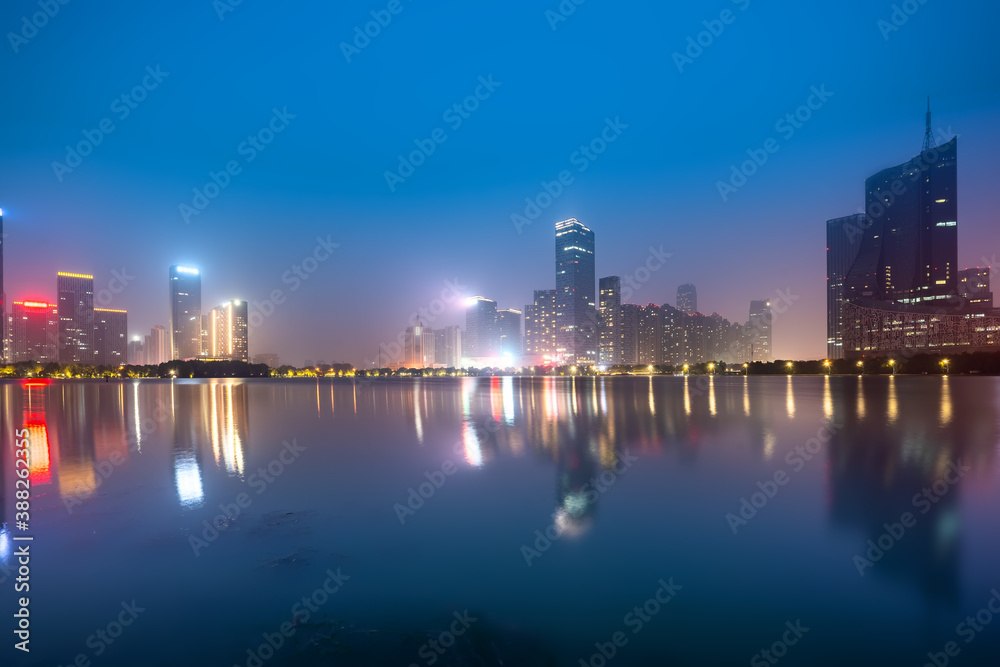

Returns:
57,271,95,363
128,337,145,365
442,325,462,367
555,218,596,365
464,296,498,358
598,276,621,365
169,266,202,360
524,289,556,358
958,267,993,312
498,309,522,358
9,301,58,363
207,299,249,362
403,318,431,367
94,308,128,366
827,214,865,359
748,299,772,361
676,284,697,315
147,325,169,365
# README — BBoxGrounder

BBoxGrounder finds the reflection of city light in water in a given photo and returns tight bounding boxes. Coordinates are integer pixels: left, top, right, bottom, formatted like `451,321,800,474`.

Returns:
600,378,607,414
503,376,515,424
0,526,9,560
708,376,716,417
174,451,204,509
939,376,952,426
763,429,776,460
887,376,898,424
823,375,833,420
649,376,656,415
132,381,142,452
857,376,866,419
743,377,750,416
414,380,423,444
462,422,483,468
786,376,795,418
683,376,691,416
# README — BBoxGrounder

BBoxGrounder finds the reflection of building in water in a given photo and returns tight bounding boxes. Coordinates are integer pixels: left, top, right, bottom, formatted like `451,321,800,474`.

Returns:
826,378,998,604
51,384,99,500
207,381,248,477
22,381,53,486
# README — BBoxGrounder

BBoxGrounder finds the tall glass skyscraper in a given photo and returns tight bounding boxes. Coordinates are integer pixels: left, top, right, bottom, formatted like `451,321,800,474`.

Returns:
555,218,596,365
497,308,522,358
598,276,621,365
826,214,865,359
169,265,202,360
464,296,498,358
524,289,556,358
57,271,95,363
207,299,249,362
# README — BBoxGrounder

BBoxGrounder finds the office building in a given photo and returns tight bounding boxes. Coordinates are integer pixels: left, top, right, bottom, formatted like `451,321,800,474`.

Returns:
827,214,865,359
57,271,95,363
598,276,621,365
9,301,58,363
638,304,662,365
207,299,249,362
146,325,169,365
748,300,772,361
677,284,697,315
958,267,993,311
441,325,462,368
93,308,128,366
498,308,522,358
253,353,280,367
403,318,433,367
465,296,499,358
524,289,556,358
619,303,640,365
169,266,202,360
128,338,145,365
555,218,596,365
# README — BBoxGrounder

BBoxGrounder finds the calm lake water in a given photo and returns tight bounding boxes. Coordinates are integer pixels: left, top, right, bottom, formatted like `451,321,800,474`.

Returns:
2,376,1000,666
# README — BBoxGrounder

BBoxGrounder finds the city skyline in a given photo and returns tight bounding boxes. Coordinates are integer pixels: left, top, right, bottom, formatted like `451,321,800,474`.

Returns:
1,2,998,366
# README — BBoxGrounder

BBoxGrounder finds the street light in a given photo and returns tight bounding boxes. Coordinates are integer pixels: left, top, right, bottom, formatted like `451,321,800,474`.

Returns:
683,364,689,376
708,362,715,375
648,364,654,375
856,360,864,375
888,359,896,375
786,361,793,374
823,360,831,375
743,363,749,376
940,358,950,374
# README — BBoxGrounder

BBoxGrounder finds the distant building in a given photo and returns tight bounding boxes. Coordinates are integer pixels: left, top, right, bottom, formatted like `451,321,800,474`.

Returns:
827,214,865,359
57,271,95,363
676,284,697,315
555,218,596,365
128,337,145,365
498,309,522,358
524,289,556,358
748,300,772,361
958,267,993,312
9,301,58,363
404,318,432,367
465,296,499,358
442,325,462,367
169,266,202,360
598,276,621,365
207,299,250,362
253,353,280,367
147,325,169,365
619,303,640,365
93,308,128,366
638,304,662,365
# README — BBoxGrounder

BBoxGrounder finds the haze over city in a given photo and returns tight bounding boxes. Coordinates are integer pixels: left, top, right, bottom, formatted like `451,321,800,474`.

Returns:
2,0,999,366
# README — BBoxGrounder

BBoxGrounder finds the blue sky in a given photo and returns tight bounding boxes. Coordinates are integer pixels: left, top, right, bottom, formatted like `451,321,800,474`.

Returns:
1,0,998,365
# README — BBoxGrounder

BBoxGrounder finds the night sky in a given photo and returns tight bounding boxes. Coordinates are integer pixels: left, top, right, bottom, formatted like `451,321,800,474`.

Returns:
1,0,998,366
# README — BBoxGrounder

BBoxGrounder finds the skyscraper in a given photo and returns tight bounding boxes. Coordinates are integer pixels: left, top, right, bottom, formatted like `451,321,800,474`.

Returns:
748,300,772,361
403,318,431,367
826,214,865,359
497,308,522,358
619,303,640,365
169,266,202,360
9,301,58,363
464,296,498,358
958,268,993,312
207,299,249,362
128,337,145,365
638,304,662,365
57,271,95,363
555,218,596,365
148,325,169,365
442,325,462,367
93,308,128,366
524,289,556,358
598,276,621,365
676,284,697,315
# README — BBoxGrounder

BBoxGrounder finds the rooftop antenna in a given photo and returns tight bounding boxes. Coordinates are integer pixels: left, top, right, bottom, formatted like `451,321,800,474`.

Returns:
922,96,935,152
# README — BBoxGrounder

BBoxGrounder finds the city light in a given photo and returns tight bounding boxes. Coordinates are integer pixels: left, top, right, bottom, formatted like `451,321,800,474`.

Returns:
56,271,93,279
176,266,199,275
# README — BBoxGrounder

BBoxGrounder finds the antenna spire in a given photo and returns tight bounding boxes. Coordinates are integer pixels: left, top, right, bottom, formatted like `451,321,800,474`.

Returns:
922,96,934,151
